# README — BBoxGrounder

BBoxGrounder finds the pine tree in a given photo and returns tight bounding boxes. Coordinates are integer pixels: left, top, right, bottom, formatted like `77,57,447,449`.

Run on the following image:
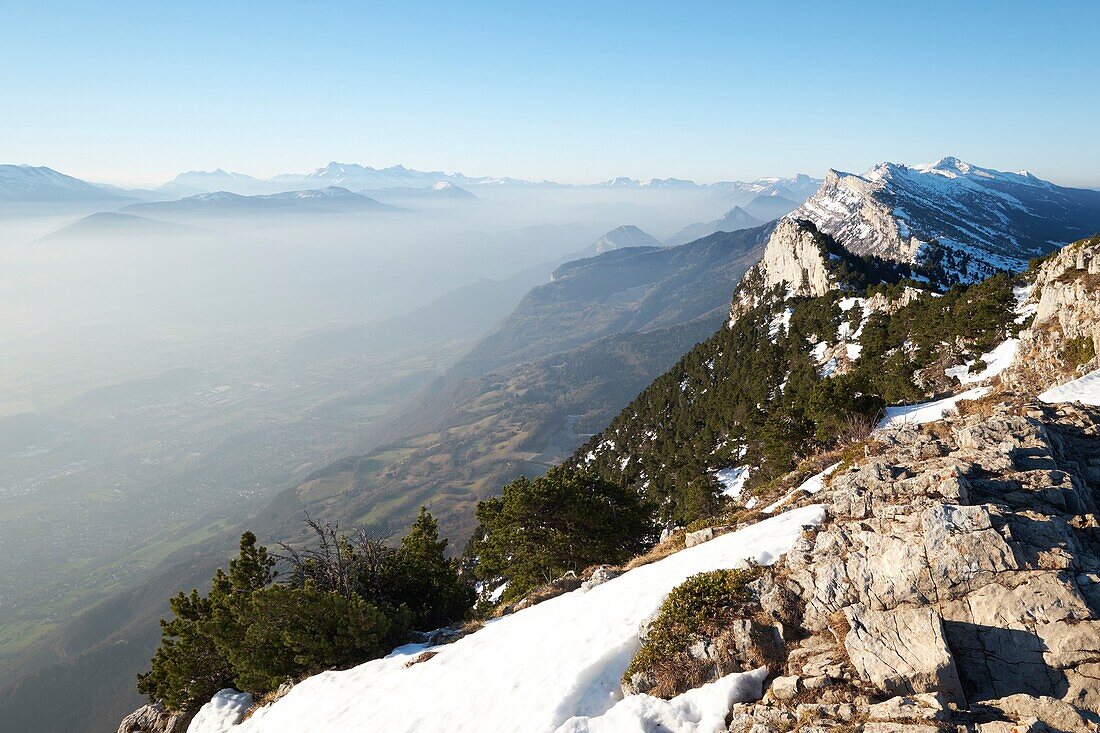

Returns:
387,507,475,629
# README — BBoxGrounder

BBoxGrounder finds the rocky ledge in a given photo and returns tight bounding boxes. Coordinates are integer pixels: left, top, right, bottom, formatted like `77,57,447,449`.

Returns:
720,395,1100,733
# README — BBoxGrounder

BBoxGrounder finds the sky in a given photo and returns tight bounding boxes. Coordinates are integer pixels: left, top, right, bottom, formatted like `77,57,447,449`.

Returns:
1,0,1098,188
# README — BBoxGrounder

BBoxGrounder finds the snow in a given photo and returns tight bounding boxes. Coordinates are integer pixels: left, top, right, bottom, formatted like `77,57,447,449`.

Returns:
188,689,253,733
768,308,793,339
556,667,768,733
488,582,509,603
714,466,750,499
1039,367,1100,406
763,462,841,514
1014,284,1037,324
192,505,825,733
944,338,1020,385
877,386,990,430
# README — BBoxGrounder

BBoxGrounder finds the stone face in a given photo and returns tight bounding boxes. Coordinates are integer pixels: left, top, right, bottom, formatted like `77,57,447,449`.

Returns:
983,693,1096,733
770,675,800,701
685,527,715,548
844,604,966,705
117,704,192,733
1036,620,1100,668
868,693,948,721
758,219,836,298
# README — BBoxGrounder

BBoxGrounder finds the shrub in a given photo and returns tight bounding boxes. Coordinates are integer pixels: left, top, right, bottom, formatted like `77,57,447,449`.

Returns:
1063,336,1096,368
140,510,472,711
625,568,760,684
471,465,654,601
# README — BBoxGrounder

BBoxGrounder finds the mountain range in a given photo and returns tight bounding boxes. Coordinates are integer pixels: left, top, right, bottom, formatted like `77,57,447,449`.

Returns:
115,156,1100,731
5,156,1100,733
120,186,394,216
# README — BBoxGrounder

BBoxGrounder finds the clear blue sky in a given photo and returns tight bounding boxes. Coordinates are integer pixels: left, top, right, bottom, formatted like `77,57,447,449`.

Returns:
2,0,1097,187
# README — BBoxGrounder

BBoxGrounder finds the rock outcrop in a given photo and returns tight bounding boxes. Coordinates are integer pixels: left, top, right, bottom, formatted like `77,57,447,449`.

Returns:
723,397,1100,732
729,218,837,323
1006,236,1100,394
116,703,193,733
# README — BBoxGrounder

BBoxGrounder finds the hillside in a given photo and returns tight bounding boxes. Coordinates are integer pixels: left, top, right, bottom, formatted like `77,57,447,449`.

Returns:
263,226,774,546
666,207,763,246
445,224,774,380
122,187,394,216
0,165,126,202
176,235,1100,733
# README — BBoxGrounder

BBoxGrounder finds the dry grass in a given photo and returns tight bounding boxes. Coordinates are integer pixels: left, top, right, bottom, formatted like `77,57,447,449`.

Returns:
956,389,1009,420
624,531,686,570
403,650,438,668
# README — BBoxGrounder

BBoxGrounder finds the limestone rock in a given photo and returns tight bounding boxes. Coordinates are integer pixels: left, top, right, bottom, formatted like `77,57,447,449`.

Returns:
844,604,966,704
770,675,800,701
868,693,948,721
117,703,192,733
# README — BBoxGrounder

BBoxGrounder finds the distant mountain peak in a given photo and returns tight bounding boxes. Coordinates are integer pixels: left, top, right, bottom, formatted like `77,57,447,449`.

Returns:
0,164,125,201
591,225,662,254
787,157,1100,286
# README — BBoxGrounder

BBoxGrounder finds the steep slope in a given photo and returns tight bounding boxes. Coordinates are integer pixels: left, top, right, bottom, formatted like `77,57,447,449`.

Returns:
0,165,126,202
249,225,773,548
180,237,1100,733
187,506,822,733
448,224,774,378
574,209,1034,520
795,157,1100,285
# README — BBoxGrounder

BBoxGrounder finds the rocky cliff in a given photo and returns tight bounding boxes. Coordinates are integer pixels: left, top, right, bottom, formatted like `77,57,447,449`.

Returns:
1007,237,1100,394
790,158,1100,287
714,393,1100,733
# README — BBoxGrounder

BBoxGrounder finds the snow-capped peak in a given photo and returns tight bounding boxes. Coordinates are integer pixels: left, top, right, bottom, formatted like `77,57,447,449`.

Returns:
786,157,1100,287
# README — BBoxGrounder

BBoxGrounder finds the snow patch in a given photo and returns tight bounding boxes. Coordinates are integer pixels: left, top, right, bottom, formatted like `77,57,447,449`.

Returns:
764,462,841,514
1039,367,1100,406
555,667,768,733
877,386,991,430
714,466,750,499
194,506,825,733
187,689,253,733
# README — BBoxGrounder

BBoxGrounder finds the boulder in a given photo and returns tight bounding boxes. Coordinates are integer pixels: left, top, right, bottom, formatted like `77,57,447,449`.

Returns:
770,675,800,701
868,693,948,721
117,703,193,733
844,604,966,705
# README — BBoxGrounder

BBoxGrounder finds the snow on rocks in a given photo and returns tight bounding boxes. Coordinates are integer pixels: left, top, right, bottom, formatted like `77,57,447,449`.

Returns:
944,338,1020,385
555,667,768,733
187,690,253,733
877,386,990,430
764,462,841,514
1039,367,1100,406
190,506,825,733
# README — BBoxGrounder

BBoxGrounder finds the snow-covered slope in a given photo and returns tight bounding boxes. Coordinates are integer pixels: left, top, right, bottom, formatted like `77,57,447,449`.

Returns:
792,157,1100,284
189,504,824,733
0,164,123,201
591,224,663,254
